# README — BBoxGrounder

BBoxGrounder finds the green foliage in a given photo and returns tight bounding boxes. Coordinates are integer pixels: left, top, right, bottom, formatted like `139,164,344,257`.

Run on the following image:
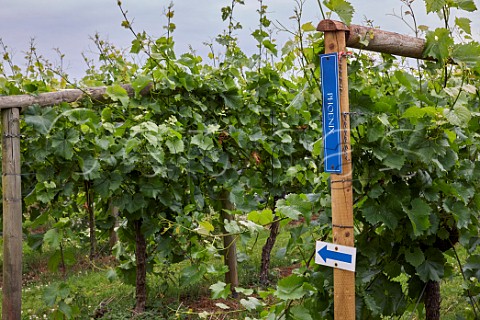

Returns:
424,28,454,62
324,0,355,25
210,281,231,299
43,282,80,319
1,0,480,318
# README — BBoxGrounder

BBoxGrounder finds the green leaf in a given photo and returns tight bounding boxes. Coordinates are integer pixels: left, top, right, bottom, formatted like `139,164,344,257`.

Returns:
215,302,230,310
238,220,264,233
240,297,263,311
455,17,472,34
207,124,221,134
57,282,71,299
223,219,242,234
35,181,58,204
43,228,61,249
382,153,405,170
444,105,471,127
196,221,215,235
276,205,300,220
404,198,431,237
106,268,117,282
247,209,274,225
456,0,477,11
363,292,382,316
437,148,458,171
276,194,311,220
221,92,242,109
235,287,254,295
180,264,207,286
130,38,142,54
66,108,99,127
291,305,313,320
51,129,79,160
323,0,355,25
425,0,446,13
362,200,398,230
301,22,316,32
132,75,151,95
191,134,214,151
452,43,480,67
463,254,480,279
402,106,438,120
24,106,57,134
451,202,471,229
47,250,63,272
312,139,322,157
43,284,59,306
166,138,185,154
105,84,130,107
252,29,268,42
416,249,445,282
78,156,100,180
274,274,307,300
262,39,278,56
394,70,415,89
210,281,231,299
58,301,73,318
424,28,453,62
367,124,385,142
367,185,384,199
451,182,474,204
405,247,425,267
125,137,140,154
365,275,405,315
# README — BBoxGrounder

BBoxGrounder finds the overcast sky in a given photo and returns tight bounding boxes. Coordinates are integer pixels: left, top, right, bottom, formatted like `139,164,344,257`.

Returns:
0,0,478,79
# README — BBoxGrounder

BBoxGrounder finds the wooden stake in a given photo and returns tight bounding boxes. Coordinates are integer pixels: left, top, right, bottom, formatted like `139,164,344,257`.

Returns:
2,108,23,320
220,190,239,295
317,20,355,320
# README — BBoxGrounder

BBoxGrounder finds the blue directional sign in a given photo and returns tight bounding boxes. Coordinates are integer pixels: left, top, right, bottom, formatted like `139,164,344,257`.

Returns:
315,241,356,272
320,53,342,173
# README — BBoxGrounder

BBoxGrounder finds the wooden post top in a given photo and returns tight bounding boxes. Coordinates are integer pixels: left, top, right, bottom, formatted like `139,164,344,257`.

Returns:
317,19,349,32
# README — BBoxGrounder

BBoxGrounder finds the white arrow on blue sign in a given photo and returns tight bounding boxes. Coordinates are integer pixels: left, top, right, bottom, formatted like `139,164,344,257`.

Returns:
315,241,356,272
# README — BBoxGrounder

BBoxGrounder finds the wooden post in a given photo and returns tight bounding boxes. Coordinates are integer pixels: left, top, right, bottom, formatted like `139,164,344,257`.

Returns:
317,20,355,320
2,107,23,320
109,203,120,254
220,190,239,295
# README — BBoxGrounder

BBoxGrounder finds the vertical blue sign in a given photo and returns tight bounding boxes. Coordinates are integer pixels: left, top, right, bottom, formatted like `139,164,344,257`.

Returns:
320,53,342,173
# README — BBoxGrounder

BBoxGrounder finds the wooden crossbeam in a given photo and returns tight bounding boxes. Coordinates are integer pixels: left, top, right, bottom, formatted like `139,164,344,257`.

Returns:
0,83,152,110
318,19,429,60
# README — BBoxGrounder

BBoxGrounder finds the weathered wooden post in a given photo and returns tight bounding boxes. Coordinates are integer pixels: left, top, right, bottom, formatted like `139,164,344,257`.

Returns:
220,190,239,295
317,20,355,320
2,107,23,320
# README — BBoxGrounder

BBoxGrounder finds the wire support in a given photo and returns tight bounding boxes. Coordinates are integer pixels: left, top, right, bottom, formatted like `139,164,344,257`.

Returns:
342,112,367,116
332,224,354,229
330,179,354,184
2,134,22,139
